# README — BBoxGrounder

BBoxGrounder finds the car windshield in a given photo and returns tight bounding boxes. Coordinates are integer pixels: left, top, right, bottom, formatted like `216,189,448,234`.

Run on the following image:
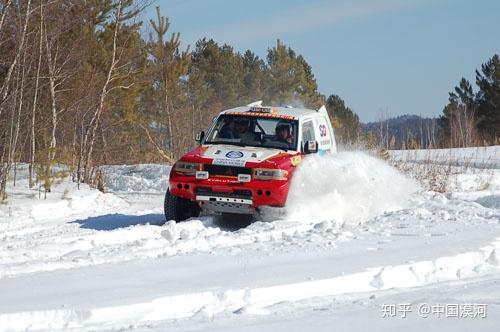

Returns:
204,114,298,151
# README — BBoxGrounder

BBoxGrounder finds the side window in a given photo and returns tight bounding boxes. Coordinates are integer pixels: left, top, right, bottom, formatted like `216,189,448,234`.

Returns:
302,121,315,143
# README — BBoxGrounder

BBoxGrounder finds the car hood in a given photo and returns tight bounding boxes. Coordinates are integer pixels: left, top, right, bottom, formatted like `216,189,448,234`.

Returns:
201,145,286,166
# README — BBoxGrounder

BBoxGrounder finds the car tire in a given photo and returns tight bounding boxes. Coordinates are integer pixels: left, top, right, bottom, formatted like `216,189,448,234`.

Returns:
220,213,255,227
164,189,200,223
256,206,286,222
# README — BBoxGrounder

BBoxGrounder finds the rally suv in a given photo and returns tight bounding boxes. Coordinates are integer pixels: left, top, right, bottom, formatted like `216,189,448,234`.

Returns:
164,102,337,222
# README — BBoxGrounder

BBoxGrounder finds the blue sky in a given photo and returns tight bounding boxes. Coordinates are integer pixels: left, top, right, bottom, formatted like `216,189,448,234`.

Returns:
141,0,500,122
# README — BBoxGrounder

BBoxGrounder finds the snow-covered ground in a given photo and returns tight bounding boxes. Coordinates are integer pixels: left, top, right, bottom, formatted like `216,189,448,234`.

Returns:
391,146,500,193
392,145,500,169
0,149,499,331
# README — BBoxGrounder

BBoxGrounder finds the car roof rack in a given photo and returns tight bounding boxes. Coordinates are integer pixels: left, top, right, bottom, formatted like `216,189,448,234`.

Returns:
246,100,263,107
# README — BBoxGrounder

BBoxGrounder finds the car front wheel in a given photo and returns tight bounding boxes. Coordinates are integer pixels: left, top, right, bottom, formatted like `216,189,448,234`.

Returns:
164,189,200,223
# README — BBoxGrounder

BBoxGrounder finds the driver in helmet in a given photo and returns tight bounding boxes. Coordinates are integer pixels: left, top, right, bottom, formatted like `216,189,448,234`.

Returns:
274,121,293,146
232,118,256,140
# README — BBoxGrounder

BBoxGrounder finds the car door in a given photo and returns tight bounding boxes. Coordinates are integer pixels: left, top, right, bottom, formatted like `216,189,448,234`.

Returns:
313,116,335,153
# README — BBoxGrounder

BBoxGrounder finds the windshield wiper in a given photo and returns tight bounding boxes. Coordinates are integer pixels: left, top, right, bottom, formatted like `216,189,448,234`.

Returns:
204,140,247,147
268,146,289,152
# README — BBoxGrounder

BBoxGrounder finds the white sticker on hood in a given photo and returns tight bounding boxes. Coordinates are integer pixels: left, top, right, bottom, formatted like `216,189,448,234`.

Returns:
225,151,244,159
202,145,282,163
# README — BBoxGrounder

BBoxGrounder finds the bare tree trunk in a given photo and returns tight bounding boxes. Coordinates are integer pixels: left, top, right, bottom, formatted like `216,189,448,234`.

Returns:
29,1,43,188
432,119,437,148
191,103,195,141
419,117,423,148
464,104,477,147
140,123,175,163
71,116,77,181
44,23,58,166
82,0,123,182
77,120,84,188
1,62,19,199
0,0,30,200
163,80,175,157
0,0,31,118
99,125,109,165
9,45,26,168
385,119,389,149
449,111,455,148
0,0,13,33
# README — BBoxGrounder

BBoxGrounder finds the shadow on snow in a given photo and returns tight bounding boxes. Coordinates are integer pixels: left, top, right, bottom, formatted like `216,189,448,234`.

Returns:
71,213,165,231
72,212,257,232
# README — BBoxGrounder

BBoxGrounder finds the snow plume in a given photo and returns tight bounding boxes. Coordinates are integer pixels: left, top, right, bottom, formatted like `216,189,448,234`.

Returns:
285,152,420,224
279,98,307,109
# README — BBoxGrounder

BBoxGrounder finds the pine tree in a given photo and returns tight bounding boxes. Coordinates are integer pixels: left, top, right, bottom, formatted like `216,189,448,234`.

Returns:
191,39,246,108
146,6,191,160
242,50,267,103
441,78,478,147
325,94,361,146
266,40,323,108
476,54,500,142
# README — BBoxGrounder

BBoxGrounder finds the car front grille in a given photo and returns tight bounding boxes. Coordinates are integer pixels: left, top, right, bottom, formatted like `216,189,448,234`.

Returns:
203,164,252,177
195,187,252,199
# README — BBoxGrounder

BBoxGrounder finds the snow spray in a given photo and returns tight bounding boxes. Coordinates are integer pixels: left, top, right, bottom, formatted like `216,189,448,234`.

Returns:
285,152,420,224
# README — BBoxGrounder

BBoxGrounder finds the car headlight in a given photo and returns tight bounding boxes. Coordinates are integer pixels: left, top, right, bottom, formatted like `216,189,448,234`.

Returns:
253,168,288,180
174,161,201,176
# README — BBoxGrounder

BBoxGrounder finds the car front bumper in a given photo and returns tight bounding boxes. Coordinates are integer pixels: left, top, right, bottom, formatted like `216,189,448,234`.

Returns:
169,172,290,214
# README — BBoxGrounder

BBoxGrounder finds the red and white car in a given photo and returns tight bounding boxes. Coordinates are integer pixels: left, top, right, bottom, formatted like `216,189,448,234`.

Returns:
164,102,337,221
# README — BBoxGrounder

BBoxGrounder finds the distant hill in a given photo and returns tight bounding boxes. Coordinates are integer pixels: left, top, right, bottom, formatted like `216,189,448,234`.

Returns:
363,114,444,149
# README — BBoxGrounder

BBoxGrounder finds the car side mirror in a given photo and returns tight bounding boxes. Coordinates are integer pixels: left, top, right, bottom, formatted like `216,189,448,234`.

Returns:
304,140,318,154
195,131,205,143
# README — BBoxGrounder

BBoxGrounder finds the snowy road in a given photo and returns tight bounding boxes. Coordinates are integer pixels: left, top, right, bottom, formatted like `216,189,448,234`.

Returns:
1,151,500,331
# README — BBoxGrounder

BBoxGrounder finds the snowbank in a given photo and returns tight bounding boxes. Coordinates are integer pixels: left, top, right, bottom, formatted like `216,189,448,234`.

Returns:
101,164,171,193
0,178,127,224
